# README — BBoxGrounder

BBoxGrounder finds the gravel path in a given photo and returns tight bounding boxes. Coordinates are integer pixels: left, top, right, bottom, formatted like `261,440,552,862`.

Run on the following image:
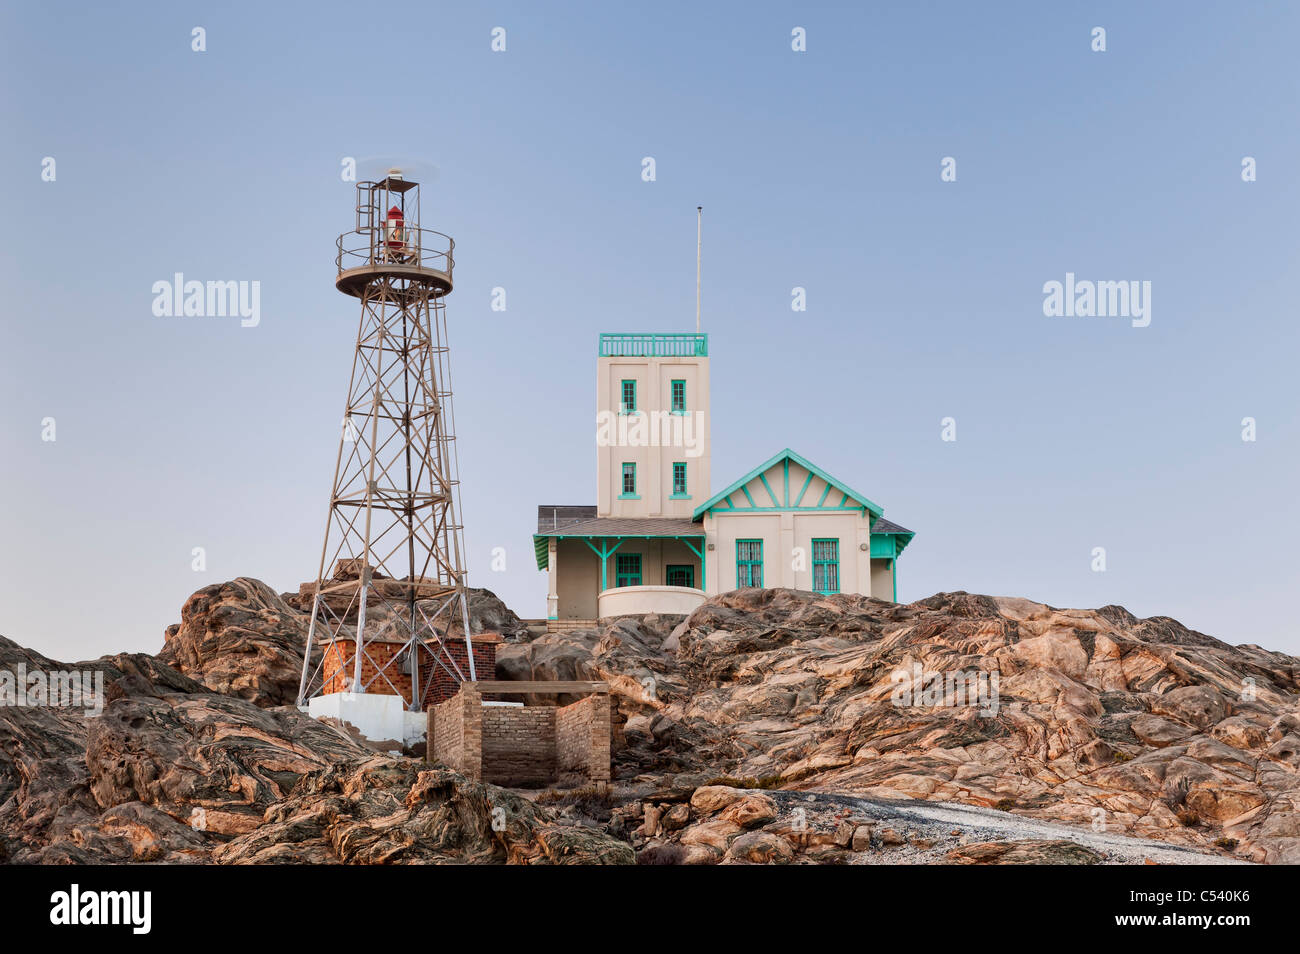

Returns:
770,790,1245,864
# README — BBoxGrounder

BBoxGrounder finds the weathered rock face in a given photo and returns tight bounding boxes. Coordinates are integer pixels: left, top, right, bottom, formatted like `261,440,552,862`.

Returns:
160,578,313,708
7,581,1300,864
284,561,529,640
520,589,1300,864
216,760,632,865
160,578,528,709
0,635,630,865
456,587,530,642
946,839,1104,865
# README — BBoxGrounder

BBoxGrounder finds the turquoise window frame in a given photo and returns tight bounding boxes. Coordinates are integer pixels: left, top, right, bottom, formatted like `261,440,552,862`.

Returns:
616,553,642,587
671,461,688,498
619,462,639,498
812,538,840,594
620,379,637,414
670,379,686,414
736,539,763,588
666,564,694,588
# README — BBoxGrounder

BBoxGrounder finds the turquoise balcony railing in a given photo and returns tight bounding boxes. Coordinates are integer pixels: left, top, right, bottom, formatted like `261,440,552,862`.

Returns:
598,333,709,358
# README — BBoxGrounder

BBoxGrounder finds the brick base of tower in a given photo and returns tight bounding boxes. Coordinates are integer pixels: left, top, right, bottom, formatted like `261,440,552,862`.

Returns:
319,632,501,709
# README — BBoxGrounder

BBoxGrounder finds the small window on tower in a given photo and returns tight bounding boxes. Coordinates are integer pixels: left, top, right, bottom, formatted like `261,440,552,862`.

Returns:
621,379,636,414
672,462,687,496
621,462,637,496
671,379,686,414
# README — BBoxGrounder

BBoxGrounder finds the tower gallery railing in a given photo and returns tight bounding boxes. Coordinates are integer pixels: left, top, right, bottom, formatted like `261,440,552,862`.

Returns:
598,333,708,357
337,224,455,278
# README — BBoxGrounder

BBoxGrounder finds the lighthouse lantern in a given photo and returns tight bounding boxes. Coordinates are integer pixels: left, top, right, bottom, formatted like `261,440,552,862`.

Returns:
385,205,406,253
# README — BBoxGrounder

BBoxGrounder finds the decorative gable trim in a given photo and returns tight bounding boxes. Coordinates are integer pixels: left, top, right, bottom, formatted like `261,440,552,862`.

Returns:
693,448,884,521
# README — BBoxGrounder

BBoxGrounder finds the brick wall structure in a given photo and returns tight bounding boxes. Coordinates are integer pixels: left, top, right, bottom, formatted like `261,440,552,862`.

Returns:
555,694,612,784
482,705,557,785
428,681,611,788
429,688,473,774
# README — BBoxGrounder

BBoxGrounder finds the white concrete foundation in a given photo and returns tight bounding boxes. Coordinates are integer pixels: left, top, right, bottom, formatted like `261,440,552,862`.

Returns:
308,692,427,749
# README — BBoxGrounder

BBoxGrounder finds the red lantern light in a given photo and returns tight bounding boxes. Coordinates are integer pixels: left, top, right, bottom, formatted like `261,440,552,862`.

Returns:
385,205,406,251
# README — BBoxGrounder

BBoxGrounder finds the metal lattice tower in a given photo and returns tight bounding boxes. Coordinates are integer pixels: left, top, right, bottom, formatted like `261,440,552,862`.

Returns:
296,172,476,710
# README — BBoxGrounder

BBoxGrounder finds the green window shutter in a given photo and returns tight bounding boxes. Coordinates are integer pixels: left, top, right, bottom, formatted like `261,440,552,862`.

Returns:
736,539,763,588
812,538,839,594
616,553,642,587
671,379,686,413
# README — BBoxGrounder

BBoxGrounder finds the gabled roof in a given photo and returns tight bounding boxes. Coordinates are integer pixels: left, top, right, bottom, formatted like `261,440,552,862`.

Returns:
692,448,885,521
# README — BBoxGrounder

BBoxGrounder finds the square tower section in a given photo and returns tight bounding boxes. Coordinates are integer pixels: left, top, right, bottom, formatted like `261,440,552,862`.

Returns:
596,333,710,519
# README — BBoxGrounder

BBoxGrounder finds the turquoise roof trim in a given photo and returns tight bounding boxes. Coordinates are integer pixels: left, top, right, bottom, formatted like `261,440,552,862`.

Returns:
692,448,885,521
870,532,914,559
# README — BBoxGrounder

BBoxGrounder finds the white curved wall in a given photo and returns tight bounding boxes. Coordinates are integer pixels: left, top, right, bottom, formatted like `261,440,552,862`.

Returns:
598,585,706,618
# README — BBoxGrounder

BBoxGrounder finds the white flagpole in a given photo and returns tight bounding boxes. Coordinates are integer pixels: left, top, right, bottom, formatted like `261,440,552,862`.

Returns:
695,206,702,334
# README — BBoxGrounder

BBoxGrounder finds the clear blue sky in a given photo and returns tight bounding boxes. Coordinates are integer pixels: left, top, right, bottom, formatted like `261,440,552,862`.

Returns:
2,1,1298,660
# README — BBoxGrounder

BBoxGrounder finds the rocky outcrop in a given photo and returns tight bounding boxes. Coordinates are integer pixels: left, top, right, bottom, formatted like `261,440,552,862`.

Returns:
0,635,630,865
524,589,1300,864
7,580,1300,864
617,783,1222,865
457,587,529,642
284,561,528,640
216,760,631,865
160,578,312,708
946,839,1104,865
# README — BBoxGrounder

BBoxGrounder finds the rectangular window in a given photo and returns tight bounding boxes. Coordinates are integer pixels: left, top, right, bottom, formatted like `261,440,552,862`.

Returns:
736,539,764,588
620,379,636,414
671,379,686,414
616,553,642,587
621,462,637,496
666,564,694,588
812,538,839,594
672,462,687,496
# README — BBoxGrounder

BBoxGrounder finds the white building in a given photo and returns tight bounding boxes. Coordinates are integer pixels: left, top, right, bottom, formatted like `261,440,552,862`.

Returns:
533,333,913,623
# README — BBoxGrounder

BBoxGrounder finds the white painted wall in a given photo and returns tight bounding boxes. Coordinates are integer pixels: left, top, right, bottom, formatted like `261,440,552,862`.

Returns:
598,585,707,617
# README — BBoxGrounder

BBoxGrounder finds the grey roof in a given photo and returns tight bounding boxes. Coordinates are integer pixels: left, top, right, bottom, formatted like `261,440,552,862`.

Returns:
871,516,914,536
537,505,910,538
535,507,701,538
535,505,597,533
